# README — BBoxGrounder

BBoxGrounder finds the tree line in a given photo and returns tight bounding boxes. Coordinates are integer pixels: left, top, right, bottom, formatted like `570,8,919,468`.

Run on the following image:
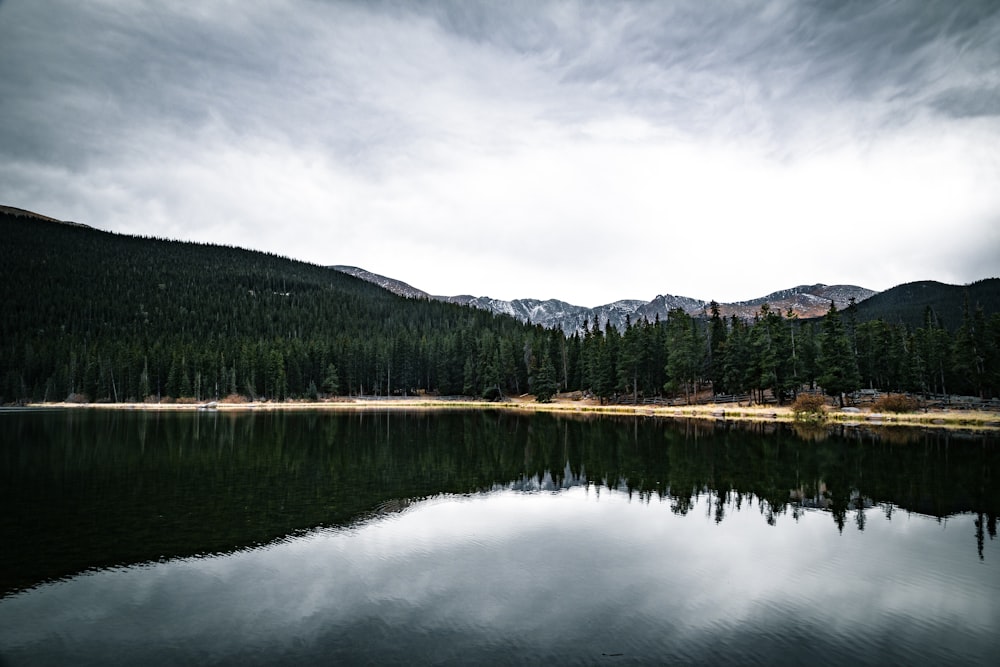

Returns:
2,211,998,404
561,298,1000,405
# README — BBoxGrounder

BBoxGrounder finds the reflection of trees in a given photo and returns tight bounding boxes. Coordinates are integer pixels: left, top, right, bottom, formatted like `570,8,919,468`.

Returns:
975,513,998,561
1,410,997,596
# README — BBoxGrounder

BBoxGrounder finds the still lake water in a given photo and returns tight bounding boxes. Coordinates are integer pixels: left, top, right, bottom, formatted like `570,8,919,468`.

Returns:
0,409,997,665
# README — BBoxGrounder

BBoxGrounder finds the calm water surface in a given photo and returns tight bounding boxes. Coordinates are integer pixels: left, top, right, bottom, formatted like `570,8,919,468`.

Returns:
1,409,997,665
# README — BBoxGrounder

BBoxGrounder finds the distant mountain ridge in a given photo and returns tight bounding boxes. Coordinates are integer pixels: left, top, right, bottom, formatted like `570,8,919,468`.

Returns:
332,266,429,300
8,205,987,335
332,265,876,332
0,205,90,228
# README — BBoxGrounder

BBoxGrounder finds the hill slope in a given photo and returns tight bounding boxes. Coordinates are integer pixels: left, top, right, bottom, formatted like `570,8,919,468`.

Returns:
4,205,998,406
331,265,430,300
0,204,91,227
855,279,1000,330
0,210,543,402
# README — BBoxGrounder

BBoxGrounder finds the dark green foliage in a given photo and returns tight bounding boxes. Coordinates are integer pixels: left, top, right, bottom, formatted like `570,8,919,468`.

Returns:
854,279,1000,330
570,297,1000,404
322,363,340,396
664,308,702,403
951,298,986,396
581,319,618,403
856,319,906,391
912,307,953,395
2,211,998,404
0,213,542,402
721,315,754,396
707,301,728,392
817,303,861,406
617,315,647,402
795,318,820,390
532,351,559,403
748,304,800,404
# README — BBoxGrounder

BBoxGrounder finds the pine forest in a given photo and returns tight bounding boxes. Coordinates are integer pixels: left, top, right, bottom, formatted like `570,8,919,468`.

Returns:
2,211,999,406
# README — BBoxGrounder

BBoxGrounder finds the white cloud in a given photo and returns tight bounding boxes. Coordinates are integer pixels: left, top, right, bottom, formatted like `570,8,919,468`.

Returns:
1,0,998,306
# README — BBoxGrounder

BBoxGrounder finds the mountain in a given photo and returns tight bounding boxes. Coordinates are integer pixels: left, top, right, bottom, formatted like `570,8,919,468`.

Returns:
715,284,877,320
854,279,1000,330
0,208,544,403
444,295,596,328
331,266,876,332
0,204,90,228
332,265,430,300
4,204,998,408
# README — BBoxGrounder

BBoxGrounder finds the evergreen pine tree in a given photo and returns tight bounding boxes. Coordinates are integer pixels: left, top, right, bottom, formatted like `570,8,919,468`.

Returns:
817,302,860,406
322,363,340,396
952,296,983,396
617,316,647,403
707,301,727,394
664,308,702,404
533,351,559,403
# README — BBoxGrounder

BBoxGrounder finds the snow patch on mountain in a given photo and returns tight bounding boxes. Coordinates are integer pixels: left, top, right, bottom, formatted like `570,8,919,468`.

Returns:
332,265,430,300
330,267,877,333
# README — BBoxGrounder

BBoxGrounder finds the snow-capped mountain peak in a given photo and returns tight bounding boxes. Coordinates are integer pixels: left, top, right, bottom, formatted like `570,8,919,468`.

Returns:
330,266,876,333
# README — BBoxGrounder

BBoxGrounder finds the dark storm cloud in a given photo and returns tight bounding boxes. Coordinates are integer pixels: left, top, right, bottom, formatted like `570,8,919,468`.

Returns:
1,2,392,169
385,0,1000,146
932,86,1000,119
792,1,1000,126
2,0,995,167
0,3,240,167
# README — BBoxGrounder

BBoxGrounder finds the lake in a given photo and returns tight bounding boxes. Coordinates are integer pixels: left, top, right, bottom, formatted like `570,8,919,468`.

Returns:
1,409,997,665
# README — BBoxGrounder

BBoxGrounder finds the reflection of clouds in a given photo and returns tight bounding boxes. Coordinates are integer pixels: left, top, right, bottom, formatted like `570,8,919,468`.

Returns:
0,489,996,664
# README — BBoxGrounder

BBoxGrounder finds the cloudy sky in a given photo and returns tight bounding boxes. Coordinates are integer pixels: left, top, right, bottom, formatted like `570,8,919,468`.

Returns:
2,0,998,306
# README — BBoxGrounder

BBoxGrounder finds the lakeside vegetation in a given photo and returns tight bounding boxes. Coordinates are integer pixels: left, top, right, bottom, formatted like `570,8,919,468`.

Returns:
2,211,999,408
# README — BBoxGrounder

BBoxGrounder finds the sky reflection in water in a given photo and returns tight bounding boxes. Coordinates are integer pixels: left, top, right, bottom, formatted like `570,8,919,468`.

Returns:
1,485,996,666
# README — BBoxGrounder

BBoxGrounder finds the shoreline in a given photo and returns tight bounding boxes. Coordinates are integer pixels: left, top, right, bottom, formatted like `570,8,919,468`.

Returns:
14,397,1000,431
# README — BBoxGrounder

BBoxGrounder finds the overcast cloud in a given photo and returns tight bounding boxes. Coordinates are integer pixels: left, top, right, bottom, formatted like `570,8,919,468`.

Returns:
2,0,998,306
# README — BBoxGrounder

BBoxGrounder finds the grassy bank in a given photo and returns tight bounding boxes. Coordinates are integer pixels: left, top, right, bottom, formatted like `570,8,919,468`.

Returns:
21,395,1000,431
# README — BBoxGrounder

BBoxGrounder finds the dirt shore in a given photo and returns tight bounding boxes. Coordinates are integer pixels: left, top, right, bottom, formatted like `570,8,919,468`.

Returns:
20,395,1000,431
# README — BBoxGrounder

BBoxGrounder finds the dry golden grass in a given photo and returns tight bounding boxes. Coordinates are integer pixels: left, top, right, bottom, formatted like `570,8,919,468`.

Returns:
23,396,1000,430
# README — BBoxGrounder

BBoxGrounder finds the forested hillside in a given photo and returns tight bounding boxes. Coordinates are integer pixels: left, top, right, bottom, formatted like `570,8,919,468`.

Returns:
2,210,998,404
855,279,1000,330
0,212,555,403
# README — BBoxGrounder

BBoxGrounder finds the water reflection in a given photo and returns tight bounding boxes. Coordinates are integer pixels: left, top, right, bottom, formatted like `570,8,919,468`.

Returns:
1,410,997,598
0,487,996,666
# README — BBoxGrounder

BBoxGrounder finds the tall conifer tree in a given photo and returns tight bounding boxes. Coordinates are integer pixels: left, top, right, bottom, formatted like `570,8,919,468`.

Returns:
817,302,860,406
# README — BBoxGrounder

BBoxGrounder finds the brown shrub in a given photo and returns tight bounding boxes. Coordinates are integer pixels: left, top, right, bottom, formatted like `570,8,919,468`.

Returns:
872,394,920,413
65,393,89,404
219,393,248,404
792,393,827,421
